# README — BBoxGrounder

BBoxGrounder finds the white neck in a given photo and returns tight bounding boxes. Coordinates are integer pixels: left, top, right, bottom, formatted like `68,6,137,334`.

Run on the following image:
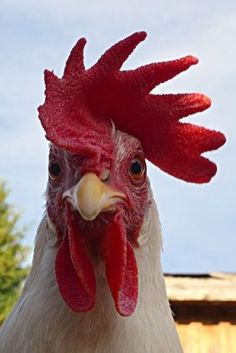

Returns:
0,196,183,353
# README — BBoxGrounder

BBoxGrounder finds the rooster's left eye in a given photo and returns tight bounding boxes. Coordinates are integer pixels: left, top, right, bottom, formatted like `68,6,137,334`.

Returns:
49,163,61,180
129,157,146,181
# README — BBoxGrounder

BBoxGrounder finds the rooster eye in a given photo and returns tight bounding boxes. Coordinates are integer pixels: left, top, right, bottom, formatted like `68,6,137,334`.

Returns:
49,163,61,180
129,157,146,181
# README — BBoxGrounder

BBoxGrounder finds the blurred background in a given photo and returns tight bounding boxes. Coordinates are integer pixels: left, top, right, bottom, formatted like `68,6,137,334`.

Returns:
0,0,235,274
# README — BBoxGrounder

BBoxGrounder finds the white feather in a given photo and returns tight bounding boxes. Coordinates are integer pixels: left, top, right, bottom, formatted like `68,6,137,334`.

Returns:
0,190,183,353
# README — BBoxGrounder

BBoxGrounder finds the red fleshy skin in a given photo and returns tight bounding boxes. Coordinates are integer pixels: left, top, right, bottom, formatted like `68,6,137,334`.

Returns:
66,207,96,298
55,208,96,312
103,214,138,316
117,242,138,316
38,31,226,184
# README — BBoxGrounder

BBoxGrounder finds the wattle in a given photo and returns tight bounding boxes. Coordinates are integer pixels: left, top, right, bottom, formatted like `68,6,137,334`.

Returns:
55,207,138,316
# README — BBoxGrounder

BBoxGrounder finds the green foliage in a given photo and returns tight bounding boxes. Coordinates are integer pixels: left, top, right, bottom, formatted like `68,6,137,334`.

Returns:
0,181,29,325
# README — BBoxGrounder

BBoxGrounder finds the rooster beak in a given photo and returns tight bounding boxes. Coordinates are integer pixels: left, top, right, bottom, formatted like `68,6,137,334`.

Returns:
63,173,127,221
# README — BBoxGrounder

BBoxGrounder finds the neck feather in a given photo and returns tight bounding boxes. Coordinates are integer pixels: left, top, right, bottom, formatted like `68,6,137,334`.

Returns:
0,196,183,353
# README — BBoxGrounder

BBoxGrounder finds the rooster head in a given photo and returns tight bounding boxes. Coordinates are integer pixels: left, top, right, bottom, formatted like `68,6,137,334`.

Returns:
38,32,226,316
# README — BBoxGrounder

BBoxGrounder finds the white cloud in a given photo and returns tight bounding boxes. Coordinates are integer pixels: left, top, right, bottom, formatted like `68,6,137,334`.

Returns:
1,0,234,22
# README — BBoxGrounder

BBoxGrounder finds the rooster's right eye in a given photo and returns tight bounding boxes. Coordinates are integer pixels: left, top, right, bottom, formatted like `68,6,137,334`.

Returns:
49,163,61,180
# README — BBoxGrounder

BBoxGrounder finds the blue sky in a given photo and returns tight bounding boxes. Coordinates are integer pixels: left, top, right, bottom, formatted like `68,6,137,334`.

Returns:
0,0,235,273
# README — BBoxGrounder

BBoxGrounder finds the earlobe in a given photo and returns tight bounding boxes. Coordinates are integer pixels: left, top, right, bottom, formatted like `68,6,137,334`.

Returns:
136,190,153,247
46,216,60,248
136,214,151,247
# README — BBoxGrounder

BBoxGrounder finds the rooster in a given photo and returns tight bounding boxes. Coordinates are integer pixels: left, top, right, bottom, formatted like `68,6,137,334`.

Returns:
0,32,225,353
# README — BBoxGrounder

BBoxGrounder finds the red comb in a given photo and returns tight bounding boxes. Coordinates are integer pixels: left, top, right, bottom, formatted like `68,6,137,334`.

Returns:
38,31,226,183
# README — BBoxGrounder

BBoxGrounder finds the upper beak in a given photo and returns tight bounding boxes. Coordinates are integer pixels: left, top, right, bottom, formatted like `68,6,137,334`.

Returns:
63,173,127,221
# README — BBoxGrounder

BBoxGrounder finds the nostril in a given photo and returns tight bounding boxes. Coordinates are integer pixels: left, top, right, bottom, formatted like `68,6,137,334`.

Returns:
74,170,82,183
100,169,110,183
57,194,65,208
62,187,77,210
